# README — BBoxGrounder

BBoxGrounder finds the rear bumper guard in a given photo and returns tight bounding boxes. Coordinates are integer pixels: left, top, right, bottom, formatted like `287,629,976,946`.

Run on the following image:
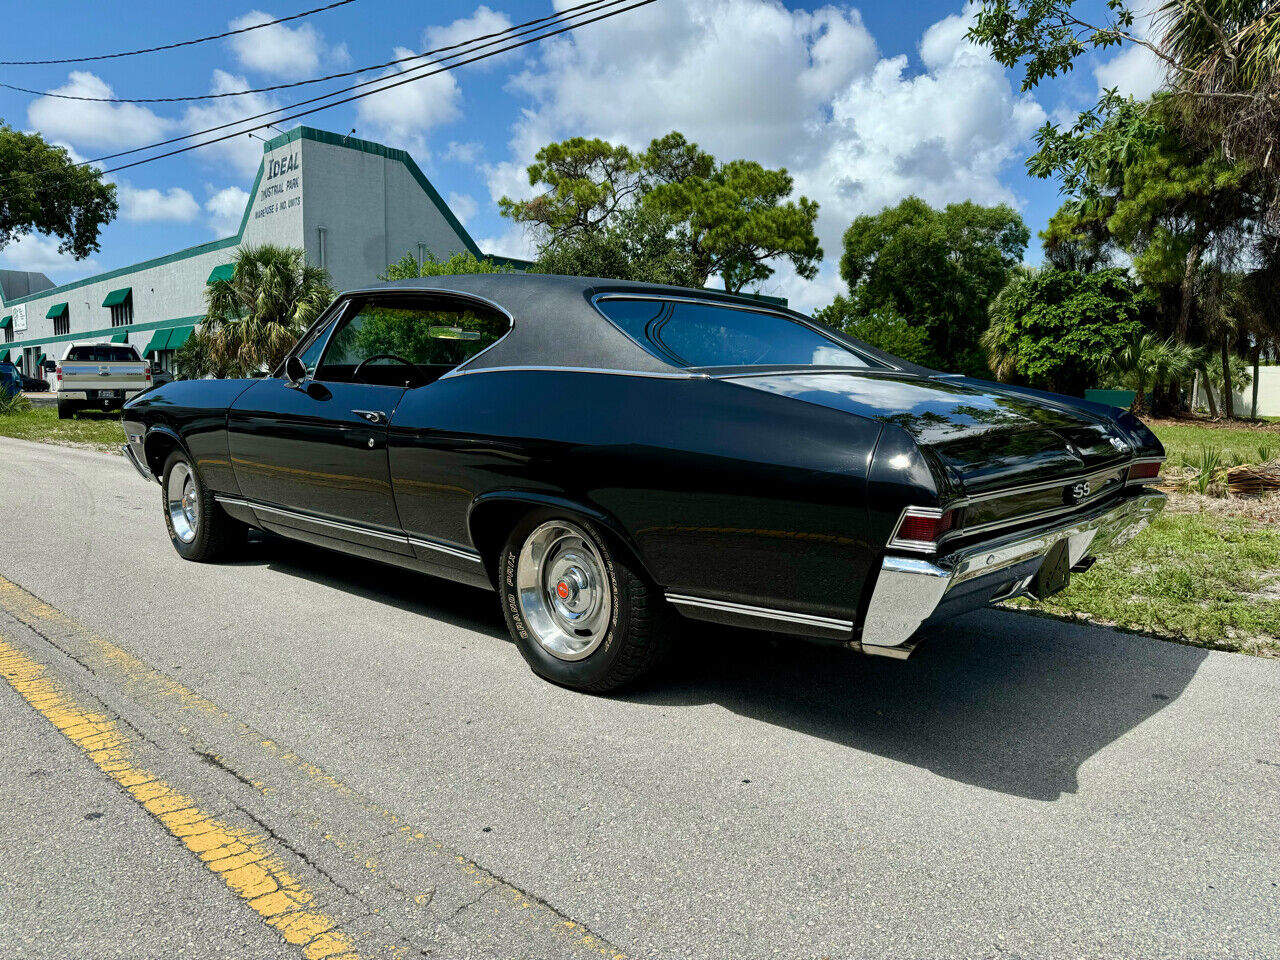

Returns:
860,491,1166,658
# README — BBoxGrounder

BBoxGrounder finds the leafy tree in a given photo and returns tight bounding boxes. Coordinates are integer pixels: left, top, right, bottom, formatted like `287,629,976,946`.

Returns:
811,296,932,367
349,302,505,369
531,206,704,287
501,131,820,293
839,196,1029,374
380,249,513,280
0,123,117,259
1099,334,1200,415
200,245,334,377
982,268,1149,396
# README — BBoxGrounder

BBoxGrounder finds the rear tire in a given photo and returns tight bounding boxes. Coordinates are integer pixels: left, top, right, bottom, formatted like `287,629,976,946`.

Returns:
161,449,244,562
56,400,76,419
498,510,671,693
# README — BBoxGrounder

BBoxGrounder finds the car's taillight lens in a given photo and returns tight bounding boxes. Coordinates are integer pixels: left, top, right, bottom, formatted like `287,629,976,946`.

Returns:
55,365,62,382
1127,461,1162,483
894,508,955,548
144,366,152,381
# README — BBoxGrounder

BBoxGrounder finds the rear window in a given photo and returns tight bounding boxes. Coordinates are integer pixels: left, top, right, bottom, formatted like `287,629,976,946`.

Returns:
66,346,140,362
596,298,870,369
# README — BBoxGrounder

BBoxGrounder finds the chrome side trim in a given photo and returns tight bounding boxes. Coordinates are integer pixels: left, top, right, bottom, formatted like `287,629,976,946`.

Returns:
950,465,1129,509
665,593,853,632
406,536,484,564
214,496,408,546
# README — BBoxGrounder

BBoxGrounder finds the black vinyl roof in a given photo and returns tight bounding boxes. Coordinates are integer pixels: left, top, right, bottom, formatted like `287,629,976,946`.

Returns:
351,273,929,376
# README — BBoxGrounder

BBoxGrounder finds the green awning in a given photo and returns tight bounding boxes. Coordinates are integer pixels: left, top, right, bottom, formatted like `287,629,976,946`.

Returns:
110,332,129,344
0,350,9,363
36,353,46,369
102,287,132,307
206,263,235,284
166,325,195,350
0,315,10,329
142,329,171,356
45,302,68,319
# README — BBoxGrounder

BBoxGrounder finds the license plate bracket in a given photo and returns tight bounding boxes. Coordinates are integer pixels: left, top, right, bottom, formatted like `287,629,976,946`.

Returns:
1030,539,1071,599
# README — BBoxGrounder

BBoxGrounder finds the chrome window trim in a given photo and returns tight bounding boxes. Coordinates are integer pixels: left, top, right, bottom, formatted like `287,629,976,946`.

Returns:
664,593,853,631
589,291,894,372
214,495,481,562
439,364,706,381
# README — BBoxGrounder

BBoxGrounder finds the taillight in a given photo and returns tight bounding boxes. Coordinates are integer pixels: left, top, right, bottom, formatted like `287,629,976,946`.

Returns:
891,507,956,551
144,366,152,382
55,365,62,382
1127,461,1162,483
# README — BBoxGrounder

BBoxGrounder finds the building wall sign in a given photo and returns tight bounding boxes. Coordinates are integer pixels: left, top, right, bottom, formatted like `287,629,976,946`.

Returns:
254,151,302,222
12,304,25,332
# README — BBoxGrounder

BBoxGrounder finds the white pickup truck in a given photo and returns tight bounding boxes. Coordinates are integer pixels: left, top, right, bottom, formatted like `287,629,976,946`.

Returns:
55,342,152,419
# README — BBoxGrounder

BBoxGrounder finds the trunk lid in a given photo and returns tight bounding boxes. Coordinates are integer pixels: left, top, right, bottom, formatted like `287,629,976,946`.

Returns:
723,370,1130,496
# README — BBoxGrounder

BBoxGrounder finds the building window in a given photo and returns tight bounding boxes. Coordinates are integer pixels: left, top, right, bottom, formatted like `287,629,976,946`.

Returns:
155,348,176,373
3,326,12,344
110,296,134,327
53,312,70,337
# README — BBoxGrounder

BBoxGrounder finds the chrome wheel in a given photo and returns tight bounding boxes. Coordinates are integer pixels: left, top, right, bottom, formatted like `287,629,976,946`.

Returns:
516,520,612,661
166,462,199,544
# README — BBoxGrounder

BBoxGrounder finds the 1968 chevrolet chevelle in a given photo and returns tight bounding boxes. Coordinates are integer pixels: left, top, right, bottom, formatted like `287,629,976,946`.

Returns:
122,274,1165,691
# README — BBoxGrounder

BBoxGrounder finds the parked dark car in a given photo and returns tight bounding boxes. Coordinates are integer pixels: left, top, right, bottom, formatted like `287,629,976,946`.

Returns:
122,275,1166,691
17,368,48,392
0,361,20,399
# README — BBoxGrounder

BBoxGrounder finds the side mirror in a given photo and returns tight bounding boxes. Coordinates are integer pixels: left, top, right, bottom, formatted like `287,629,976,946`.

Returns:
283,355,306,385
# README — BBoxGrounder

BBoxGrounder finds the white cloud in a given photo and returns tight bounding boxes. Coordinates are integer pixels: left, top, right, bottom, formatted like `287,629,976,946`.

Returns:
0,234,99,281
443,140,483,164
446,191,478,225
117,184,200,222
228,9,348,77
425,6,514,69
206,186,251,235
475,224,537,262
1093,1,1166,99
354,46,462,155
27,72,173,149
183,71,285,177
493,2,1045,306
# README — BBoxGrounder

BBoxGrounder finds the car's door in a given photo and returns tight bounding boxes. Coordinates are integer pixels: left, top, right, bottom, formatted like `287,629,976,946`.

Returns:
227,295,430,555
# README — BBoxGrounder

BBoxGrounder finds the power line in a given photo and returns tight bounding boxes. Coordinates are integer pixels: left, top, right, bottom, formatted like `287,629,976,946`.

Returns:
97,0,658,177
0,0,616,104
0,0,358,66
4,0,656,187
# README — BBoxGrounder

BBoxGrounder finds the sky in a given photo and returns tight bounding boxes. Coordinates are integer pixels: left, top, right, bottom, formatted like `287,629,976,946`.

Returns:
0,0,1166,311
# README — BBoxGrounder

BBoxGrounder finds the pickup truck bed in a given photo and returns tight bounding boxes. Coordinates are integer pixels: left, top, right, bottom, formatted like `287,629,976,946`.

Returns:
56,344,151,417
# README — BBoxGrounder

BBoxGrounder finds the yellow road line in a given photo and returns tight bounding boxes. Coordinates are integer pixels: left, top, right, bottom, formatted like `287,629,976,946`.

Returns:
0,574,628,960
0,638,361,960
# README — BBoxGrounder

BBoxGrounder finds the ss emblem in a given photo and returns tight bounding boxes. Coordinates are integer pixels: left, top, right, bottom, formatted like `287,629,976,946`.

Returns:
1067,480,1091,504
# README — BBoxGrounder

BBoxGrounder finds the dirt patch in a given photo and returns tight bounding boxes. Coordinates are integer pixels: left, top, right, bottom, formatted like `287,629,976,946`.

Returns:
1145,415,1280,433
1164,489,1280,525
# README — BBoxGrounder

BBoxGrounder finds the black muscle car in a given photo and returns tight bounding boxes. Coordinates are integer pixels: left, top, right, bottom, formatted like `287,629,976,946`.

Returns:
122,275,1166,691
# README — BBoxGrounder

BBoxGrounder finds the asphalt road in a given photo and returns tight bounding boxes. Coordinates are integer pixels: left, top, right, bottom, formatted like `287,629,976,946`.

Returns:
0,436,1277,959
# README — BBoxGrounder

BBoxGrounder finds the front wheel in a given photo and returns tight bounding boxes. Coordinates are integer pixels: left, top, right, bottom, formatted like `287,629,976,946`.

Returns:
498,513,671,693
161,450,244,562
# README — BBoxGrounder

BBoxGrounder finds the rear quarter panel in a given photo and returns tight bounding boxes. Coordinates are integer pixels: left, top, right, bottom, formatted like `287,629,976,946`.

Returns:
389,370,883,620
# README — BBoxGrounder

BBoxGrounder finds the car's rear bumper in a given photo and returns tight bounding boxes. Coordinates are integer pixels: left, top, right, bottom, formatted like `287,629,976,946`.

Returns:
57,389,143,402
860,490,1167,658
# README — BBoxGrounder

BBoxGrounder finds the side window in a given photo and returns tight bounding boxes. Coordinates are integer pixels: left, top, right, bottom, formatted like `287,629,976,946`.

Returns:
295,314,339,376
316,295,508,385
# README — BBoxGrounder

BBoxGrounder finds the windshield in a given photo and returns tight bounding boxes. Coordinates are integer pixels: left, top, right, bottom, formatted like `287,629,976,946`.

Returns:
595,298,872,369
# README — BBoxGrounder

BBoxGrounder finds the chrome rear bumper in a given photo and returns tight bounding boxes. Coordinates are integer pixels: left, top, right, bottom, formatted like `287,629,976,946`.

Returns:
860,491,1166,658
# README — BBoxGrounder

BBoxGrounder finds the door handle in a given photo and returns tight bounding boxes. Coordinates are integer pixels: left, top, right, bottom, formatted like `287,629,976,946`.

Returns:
353,409,387,424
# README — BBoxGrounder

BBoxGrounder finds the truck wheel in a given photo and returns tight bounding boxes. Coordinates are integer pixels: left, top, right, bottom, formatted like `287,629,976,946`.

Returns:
57,400,76,420
498,511,672,693
161,450,244,562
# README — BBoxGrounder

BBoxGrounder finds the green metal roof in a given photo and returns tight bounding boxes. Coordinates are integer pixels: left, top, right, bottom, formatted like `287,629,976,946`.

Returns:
166,325,195,350
102,287,132,307
0,316,10,329
110,331,129,343
45,302,68,319
206,263,235,284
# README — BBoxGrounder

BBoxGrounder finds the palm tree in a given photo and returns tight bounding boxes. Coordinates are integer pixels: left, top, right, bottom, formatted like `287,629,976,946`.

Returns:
982,265,1040,382
202,245,334,377
1102,334,1199,414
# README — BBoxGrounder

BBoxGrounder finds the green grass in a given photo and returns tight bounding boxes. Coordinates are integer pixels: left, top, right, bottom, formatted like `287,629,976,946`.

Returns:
1148,421,1279,466
1013,511,1280,655
0,405,125,451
